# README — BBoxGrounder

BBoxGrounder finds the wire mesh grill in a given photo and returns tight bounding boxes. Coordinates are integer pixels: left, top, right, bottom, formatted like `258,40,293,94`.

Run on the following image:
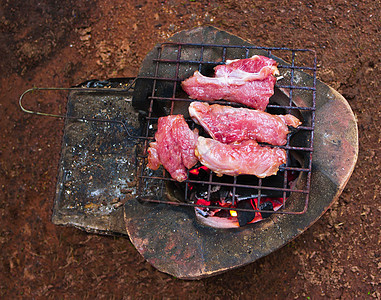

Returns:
135,42,316,216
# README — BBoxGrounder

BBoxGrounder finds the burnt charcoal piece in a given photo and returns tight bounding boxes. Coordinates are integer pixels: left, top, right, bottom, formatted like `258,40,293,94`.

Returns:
188,166,212,200
258,201,274,218
86,80,110,88
213,209,231,218
188,166,295,205
236,200,256,227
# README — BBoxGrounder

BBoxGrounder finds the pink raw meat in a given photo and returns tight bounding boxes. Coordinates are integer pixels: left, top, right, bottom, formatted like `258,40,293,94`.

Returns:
189,102,301,145
147,115,199,182
181,55,279,110
195,137,287,178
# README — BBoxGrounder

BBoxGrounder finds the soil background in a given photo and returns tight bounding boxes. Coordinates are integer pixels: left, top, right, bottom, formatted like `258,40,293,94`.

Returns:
1,0,380,298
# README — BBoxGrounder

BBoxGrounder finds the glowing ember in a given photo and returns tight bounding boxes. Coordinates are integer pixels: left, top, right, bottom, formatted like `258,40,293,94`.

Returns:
188,163,300,228
189,166,209,176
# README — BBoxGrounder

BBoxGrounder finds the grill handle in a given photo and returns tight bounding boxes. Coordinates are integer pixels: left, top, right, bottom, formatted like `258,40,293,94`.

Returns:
18,81,143,139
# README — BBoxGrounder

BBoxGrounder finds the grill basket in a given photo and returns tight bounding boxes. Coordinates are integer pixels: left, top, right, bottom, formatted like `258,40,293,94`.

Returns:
134,42,316,217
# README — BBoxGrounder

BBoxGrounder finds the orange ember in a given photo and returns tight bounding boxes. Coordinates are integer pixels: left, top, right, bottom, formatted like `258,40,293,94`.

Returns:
230,210,238,217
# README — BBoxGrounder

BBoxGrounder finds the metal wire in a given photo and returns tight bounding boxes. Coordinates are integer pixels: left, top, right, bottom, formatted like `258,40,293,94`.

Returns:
18,79,145,139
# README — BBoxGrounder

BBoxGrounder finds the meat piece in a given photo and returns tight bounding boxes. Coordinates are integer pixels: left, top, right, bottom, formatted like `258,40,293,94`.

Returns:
189,102,301,145
214,55,277,78
147,115,199,182
181,55,279,110
195,137,287,178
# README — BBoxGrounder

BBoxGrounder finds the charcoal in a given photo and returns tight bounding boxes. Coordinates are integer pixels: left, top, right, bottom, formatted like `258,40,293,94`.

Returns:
258,201,274,219
236,200,256,227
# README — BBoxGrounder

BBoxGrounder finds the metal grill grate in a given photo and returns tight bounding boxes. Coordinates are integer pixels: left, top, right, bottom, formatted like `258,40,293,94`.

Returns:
135,42,316,216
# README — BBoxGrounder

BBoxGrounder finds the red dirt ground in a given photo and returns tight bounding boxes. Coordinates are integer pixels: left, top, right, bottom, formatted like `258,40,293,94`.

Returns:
1,0,380,298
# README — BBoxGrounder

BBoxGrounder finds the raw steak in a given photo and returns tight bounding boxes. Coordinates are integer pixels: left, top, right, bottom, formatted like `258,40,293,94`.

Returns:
189,102,301,145
181,55,279,110
195,137,287,178
147,115,199,182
